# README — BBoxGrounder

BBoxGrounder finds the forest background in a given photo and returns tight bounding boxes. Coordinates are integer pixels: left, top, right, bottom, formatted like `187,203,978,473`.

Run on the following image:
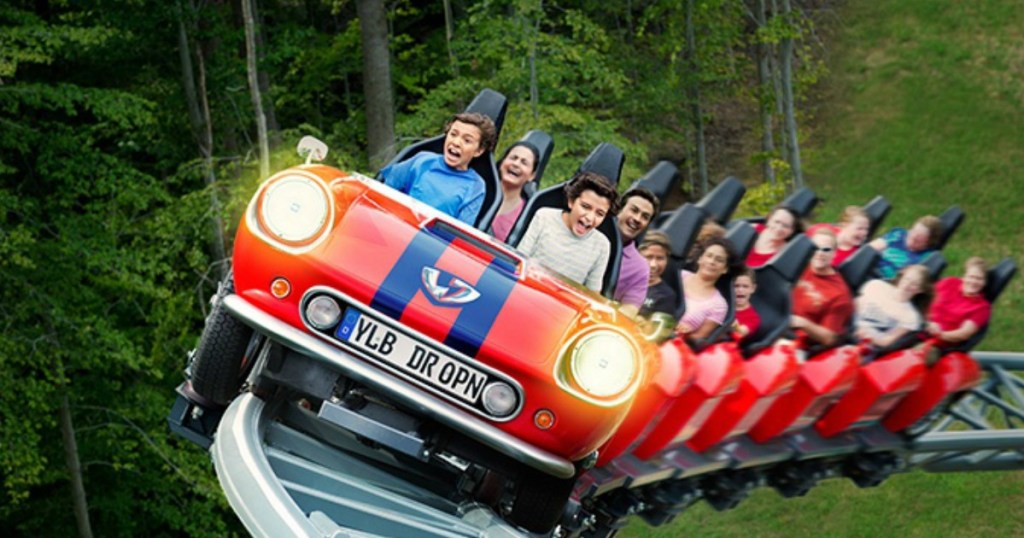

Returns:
1,0,1021,536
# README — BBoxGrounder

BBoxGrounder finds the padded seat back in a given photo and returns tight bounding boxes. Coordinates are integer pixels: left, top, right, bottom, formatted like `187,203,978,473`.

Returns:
838,245,881,294
742,235,815,356
861,195,891,240
724,220,756,261
739,186,819,227
630,161,679,210
696,176,747,225
517,129,554,201
380,89,508,231
506,142,627,298
935,205,965,251
653,203,705,313
920,251,948,280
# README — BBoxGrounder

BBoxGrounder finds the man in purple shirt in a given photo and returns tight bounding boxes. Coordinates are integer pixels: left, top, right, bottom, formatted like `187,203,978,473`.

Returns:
614,188,659,318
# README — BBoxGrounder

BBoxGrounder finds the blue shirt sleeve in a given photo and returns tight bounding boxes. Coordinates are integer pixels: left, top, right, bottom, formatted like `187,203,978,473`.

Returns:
380,156,417,194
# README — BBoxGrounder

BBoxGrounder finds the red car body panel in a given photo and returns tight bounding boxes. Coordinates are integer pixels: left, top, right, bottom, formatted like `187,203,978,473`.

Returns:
629,342,745,461
596,337,697,464
815,348,927,437
748,344,861,443
686,342,801,452
231,165,658,462
882,351,982,432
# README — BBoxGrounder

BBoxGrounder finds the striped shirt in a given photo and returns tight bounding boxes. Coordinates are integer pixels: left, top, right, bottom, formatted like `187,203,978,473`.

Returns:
517,207,610,291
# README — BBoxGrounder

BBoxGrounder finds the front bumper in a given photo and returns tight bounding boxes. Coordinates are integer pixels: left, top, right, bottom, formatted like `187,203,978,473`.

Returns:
224,293,576,479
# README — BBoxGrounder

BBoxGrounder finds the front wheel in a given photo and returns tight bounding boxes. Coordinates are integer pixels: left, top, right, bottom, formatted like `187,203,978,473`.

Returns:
189,284,254,406
506,469,576,534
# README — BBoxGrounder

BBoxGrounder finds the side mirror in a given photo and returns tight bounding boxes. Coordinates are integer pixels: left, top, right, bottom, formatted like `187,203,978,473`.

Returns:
297,136,329,164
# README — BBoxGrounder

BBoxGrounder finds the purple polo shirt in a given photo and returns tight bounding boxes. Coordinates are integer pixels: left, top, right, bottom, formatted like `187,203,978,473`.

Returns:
615,241,649,308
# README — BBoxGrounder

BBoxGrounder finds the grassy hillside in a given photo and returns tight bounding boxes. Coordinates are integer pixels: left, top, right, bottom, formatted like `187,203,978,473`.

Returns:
624,1,1024,536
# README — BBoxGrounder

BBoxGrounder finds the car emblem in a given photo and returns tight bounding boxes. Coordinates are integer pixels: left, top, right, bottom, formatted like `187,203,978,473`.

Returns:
421,266,480,306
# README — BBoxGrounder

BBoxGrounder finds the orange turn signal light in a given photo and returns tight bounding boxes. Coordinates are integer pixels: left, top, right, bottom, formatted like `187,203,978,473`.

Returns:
270,278,291,299
534,409,556,430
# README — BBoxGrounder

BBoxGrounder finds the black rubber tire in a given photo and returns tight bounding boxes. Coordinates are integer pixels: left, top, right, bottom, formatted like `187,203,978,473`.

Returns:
507,470,575,534
190,289,254,406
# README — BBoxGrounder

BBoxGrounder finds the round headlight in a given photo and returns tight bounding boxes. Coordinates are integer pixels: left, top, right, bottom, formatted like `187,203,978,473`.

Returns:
258,174,329,246
569,331,637,398
481,382,518,417
306,295,342,330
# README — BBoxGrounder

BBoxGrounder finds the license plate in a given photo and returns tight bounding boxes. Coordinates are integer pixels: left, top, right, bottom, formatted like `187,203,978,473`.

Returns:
337,308,489,405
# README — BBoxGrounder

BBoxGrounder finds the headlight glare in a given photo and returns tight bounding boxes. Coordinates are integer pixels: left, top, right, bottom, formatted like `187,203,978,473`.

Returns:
258,174,329,246
569,331,637,398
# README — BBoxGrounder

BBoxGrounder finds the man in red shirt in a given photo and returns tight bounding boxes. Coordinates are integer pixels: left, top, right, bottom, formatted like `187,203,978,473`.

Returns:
791,228,853,347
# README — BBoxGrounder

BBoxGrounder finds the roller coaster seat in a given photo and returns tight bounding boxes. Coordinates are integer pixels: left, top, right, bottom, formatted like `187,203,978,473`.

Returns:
629,161,680,210
380,88,508,231
741,186,821,227
862,195,891,240
934,204,965,251
742,235,816,357
505,142,626,298
513,129,554,202
695,176,747,225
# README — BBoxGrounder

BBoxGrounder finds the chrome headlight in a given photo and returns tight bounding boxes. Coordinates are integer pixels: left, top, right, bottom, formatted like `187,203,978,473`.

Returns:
306,295,342,330
568,330,638,399
257,173,330,247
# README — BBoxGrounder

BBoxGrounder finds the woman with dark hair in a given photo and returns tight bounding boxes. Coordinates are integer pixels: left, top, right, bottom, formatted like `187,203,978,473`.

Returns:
927,256,992,347
491,142,541,241
676,236,740,341
854,264,934,348
747,206,803,267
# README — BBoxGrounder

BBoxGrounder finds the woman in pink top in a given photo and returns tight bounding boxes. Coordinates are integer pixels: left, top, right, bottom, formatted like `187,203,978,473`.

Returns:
927,257,992,347
490,142,540,242
747,206,802,267
677,237,738,341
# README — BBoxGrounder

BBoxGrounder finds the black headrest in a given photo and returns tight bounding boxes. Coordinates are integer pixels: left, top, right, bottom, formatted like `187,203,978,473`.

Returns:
653,203,705,260
724,220,756,261
838,245,880,292
862,195,891,239
920,251,948,280
629,161,679,208
517,129,554,190
578,142,625,186
780,187,820,219
741,235,815,356
766,233,816,283
935,205,965,251
696,176,746,225
465,88,508,136
984,257,1017,304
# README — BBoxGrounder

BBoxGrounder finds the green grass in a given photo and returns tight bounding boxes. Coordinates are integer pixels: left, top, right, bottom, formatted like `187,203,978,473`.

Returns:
623,1,1024,535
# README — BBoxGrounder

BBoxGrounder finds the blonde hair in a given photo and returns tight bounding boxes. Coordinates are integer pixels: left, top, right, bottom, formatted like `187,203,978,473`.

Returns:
839,205,869,225
964,256,988,274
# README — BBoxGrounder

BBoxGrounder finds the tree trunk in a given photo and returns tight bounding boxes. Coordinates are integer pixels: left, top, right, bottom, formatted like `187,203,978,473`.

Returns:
253,0,281,147
770,0,789,165
755,0,776,185
685,0,708,195
356,0,397,170
60,393,93,538
178,0,227,279
779,0,803,188
442,0,459,77
529,1,541,121
242,0,271,178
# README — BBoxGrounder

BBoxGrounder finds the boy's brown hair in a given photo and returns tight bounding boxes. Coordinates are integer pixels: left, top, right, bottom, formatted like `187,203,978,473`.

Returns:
564,171,621,215
915,215,945,249
445,112,497,153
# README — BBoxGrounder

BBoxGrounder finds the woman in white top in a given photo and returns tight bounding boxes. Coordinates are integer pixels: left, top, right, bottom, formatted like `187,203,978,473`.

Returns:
676,237,738,342
854,264,933,348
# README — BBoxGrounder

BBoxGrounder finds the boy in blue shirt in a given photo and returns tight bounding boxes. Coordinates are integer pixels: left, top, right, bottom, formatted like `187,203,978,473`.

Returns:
380,112,497,225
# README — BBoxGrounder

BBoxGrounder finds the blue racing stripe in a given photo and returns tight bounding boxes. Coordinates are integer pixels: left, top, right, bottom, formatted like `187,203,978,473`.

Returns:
370,228,452,321
444,258,517,358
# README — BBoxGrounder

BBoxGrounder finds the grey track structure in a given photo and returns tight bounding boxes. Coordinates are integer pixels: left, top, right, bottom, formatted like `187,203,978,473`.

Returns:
168,351,1024,537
